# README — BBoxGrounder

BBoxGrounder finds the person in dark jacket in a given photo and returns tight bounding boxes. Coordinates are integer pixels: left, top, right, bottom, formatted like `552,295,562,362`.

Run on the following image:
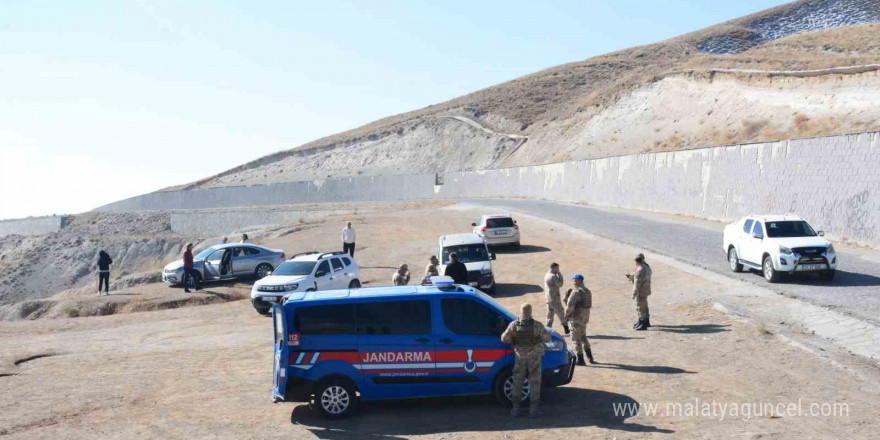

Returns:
182,243,201,293
97,250,113,296
444,252,469,285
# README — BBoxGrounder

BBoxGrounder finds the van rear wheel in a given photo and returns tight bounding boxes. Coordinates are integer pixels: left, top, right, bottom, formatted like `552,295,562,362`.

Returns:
312,379,357,418
493,368,530,407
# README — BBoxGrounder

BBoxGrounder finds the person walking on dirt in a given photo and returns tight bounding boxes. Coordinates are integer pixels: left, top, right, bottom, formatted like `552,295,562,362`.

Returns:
501,303,551,418
565,274,595,365
444,252,468,285
627,253,652,330
96,250,113,296
342,222,356,257
239,234,249,244
392,264,411,286
544,263,569,334
182,243,201,293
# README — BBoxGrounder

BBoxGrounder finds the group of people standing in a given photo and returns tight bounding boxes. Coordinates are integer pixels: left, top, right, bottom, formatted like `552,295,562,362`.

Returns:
502,253,653,418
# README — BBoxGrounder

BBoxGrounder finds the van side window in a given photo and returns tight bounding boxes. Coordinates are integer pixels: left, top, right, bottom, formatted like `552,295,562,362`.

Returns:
441,299,504,336
743,219,754,234
356,301,430,335
331,258,344,272
294,304,355,335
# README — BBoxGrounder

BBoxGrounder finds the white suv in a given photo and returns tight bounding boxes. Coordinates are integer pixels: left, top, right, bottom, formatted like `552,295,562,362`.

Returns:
250,252,361,314
723,214,837,283
472,214,520,249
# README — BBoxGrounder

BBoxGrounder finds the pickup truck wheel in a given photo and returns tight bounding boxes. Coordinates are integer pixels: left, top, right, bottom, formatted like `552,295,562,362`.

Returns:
728,248,743,273
763,256,781,283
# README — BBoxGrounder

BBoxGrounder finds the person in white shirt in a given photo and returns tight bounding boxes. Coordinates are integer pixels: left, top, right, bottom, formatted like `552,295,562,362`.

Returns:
342,222,356,257
239,233,249,243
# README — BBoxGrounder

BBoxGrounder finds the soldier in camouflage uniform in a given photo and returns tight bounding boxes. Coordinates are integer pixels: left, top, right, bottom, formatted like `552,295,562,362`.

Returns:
626,253,652,331
501,303,551,418
392,264,411,286
544,263,569,334
565,273,595,365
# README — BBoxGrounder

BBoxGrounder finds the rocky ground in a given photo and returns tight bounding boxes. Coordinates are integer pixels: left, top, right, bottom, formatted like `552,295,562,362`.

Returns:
1,205,877,439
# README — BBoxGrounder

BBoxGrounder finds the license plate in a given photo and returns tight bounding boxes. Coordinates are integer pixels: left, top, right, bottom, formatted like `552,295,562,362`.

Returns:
262,296,279,302
797,264,826,271
469,282,478,286
493,230,508,236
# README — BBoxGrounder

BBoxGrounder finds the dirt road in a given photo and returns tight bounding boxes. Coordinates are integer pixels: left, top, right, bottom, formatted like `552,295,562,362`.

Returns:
1,205,877,439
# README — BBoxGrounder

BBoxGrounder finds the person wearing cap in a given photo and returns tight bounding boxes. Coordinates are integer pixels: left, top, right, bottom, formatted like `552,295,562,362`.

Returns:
501,303,551,418
543,263,568,334
392,264,411,286
565,273,595,365
626,253,653,330
425,255,440,278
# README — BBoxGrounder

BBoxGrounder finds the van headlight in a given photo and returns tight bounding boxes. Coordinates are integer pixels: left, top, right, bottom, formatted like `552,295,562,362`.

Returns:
779,245,793,256
544,339,565,352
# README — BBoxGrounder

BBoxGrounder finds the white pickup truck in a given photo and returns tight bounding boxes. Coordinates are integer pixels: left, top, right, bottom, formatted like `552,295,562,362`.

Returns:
722,214,837,283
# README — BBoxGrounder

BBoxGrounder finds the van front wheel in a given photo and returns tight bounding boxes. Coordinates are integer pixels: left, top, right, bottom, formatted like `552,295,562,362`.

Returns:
312,379,357,418
493,368,530,407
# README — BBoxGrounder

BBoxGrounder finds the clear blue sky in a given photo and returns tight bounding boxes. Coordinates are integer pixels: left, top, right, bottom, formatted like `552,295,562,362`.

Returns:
0,0,789,219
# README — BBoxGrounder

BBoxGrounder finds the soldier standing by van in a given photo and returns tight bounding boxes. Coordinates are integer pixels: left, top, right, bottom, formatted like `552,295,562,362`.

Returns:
565,274,595,365
96,250,113,295
425,255,440,278
501,303,551,418
544,263,568,334
627,253,652,331
392,264,410,286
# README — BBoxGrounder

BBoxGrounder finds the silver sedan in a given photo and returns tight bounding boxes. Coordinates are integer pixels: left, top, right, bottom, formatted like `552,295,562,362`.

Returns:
162,243,286,287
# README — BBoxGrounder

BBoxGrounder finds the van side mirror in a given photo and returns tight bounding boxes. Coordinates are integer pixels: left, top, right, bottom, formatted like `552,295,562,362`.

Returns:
471,222,477,227
818,230,825,237
490,253,497,260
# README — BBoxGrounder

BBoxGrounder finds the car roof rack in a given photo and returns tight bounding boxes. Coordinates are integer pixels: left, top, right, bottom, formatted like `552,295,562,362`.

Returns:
318,251,347,260
290,251,319,259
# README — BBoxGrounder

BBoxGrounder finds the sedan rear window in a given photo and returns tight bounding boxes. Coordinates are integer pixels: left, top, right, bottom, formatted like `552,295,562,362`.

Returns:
486,218,514,228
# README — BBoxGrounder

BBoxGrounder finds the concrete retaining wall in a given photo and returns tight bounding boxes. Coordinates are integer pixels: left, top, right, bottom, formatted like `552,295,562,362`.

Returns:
0,216,66,238
95,132,880,247
170,208,364,236
97,174,436,212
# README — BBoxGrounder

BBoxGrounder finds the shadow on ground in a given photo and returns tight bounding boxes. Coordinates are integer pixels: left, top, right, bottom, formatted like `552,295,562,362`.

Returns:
493,245,551,255
493,283,543,298
742,268,880,287
291,388,673,438
591,363,696,375
652,324,730,334
589,334,645,340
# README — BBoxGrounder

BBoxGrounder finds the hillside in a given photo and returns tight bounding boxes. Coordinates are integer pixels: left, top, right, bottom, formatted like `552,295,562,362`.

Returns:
180,0,880,190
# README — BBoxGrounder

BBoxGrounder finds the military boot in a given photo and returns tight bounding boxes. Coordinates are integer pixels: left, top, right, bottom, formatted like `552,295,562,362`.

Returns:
634,318,648,331
562,323,571,335
632,319,641,329
586,349,596,364
528,404,543,418
576,352,586,366
510,404,521,417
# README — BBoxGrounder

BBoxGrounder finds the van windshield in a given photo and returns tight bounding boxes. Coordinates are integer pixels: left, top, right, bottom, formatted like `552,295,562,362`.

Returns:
443,244,489,264
273,261,317,276
765,221,817,238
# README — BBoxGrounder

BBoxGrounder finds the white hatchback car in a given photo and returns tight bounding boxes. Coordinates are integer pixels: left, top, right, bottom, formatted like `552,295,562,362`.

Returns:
250,251,361,314
472,214,520,249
